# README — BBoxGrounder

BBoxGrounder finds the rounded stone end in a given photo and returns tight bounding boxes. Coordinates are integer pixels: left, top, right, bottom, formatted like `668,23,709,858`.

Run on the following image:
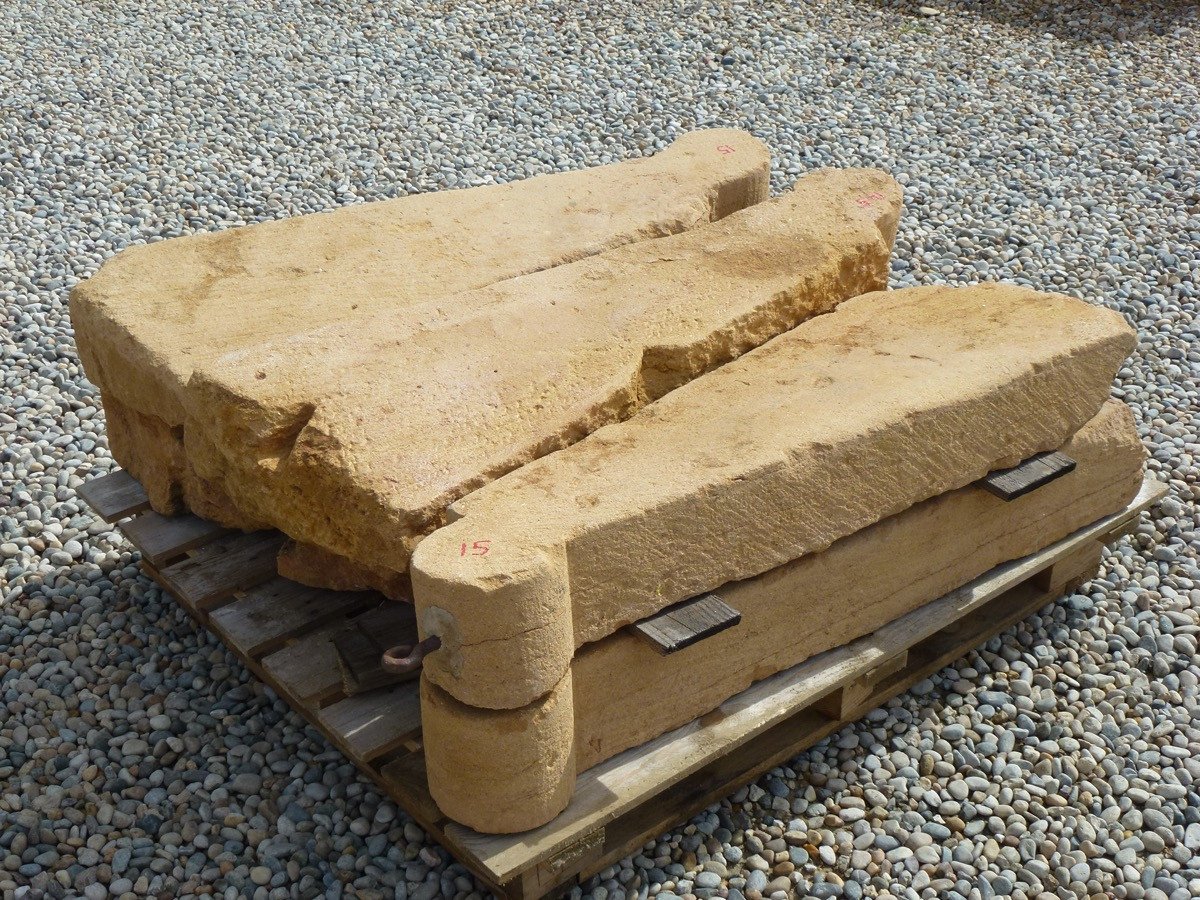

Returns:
421,671,576,834
411,529,572,710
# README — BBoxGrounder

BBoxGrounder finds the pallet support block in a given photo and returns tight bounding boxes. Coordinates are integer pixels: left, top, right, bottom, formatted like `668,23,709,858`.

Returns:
813,649,909,720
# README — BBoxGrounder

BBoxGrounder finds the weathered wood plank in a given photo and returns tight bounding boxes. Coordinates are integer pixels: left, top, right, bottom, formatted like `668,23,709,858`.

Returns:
448,476,1164,883
630,593,741,654
380,752,450,828
78,469,151,522
121,511,231,566
261,621,347,708
981,450,1076,501
209,577,378,658
156,531,285,613
317,683,423,763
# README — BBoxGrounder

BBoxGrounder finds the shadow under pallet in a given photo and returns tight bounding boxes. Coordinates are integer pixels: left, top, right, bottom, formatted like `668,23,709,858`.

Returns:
77,469,1165,899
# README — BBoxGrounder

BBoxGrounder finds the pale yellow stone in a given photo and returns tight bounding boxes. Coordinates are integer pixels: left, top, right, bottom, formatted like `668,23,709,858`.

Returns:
570,399,1144,768
421,669,576,835
412,284,1136,711
276,539,411,599
180,167,902,588
420,400,1144,833
70,129,770,512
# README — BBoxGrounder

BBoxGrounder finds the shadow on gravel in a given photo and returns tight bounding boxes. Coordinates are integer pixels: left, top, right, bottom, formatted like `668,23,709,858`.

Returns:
866,0,1198,42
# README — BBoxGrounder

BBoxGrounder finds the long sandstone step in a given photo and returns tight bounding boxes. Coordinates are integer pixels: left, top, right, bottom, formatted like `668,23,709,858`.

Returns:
419,400,1145,833
177,167,903,590
410,283,1136,714
70,129,771,513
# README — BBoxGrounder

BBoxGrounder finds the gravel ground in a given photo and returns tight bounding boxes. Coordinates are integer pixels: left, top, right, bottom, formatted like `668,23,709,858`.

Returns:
2,0,1198,898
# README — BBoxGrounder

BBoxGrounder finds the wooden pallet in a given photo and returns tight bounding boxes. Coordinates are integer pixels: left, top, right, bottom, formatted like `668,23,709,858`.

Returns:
78,468,1165,899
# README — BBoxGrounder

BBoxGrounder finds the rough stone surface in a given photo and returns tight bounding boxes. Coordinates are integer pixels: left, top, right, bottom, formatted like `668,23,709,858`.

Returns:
180,167,901,590
71,128,771,514
419,401,1144,834
276,537,412,599
570,400,1145,768
4,0,1196,897
412,283,1136,711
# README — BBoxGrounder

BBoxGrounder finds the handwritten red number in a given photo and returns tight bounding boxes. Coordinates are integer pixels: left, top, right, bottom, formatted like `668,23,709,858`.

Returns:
855,191,885,207
460,540,491,557
716,144,735,155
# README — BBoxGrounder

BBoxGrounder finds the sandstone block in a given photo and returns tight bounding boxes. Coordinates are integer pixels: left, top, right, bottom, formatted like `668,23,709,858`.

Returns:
179,167,902,588
569,400,1144,768
421,668,577,835
71,129,770,512
421,400,1144,833
411,283,1136,711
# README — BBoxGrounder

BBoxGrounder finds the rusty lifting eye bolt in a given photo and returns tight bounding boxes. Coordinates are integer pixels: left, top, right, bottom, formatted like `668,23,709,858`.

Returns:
381,635,442,675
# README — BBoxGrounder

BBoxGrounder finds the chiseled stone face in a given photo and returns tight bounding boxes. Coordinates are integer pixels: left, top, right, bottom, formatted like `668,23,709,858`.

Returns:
176,166,902,589
420,400,1144,835
70,128,772,513
411,283,1136,712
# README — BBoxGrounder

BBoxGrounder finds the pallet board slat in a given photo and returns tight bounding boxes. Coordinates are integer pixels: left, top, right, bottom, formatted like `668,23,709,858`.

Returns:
122,510,231,566
209,578,378,657
156,531,286,612
77,469,151,522
317,684,423,762
630,593,741,654
261,622,349,707
982,450,1076,501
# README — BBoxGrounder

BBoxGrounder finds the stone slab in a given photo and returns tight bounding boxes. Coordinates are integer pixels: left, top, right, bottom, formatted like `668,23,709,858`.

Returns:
420,400,1144,833
570,400,1143,769
411,283,1136,713
179,167,902,590
71,129,771,512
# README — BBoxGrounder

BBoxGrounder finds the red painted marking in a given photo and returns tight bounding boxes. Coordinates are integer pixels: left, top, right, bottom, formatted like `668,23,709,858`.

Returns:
460,540,492,557
855,191,886,207
716,144,736,155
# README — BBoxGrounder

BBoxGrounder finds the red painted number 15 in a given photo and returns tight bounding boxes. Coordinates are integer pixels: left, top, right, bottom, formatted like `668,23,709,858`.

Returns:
460,540,491,557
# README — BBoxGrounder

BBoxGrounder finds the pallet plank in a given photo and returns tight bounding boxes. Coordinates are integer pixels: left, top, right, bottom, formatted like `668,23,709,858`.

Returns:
78,469,151,522
381,753,448,828
449,477,1166,883
156,531,285,613
209,578,378,658
261,621,347,708
122,511,231,566
630,593,741,654
318,683,423,763
981,450,1076,501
